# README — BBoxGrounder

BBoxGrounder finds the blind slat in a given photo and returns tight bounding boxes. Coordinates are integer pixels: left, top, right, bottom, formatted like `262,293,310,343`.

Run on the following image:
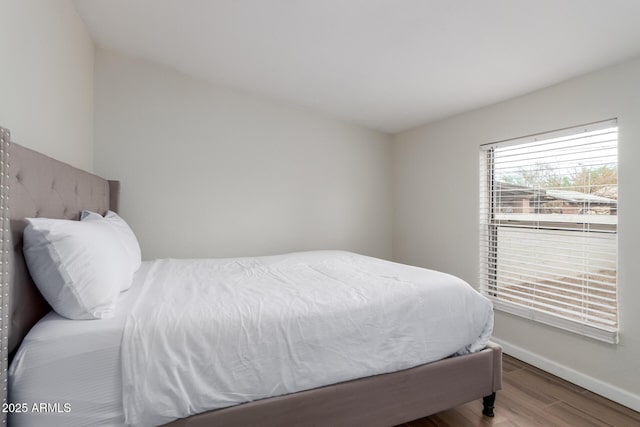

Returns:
481,249,617,270
480,267,617,294
483,286,617,318
484,291,616,325
482,271,617,303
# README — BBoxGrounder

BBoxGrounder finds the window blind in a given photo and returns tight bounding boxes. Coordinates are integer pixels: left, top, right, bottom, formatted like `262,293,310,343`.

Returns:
479,119,618,343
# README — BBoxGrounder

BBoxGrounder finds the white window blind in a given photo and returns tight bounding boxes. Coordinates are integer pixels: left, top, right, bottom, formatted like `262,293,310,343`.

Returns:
479,120,618,343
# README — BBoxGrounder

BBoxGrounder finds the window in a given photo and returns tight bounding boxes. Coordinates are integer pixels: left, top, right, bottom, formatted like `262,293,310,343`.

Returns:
479,120,618,343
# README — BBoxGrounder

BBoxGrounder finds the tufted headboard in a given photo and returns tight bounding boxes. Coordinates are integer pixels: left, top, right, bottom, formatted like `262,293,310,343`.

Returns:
6,137,120,356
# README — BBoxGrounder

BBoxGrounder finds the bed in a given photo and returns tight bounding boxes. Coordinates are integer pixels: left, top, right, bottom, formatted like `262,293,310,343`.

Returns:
3,130,502,426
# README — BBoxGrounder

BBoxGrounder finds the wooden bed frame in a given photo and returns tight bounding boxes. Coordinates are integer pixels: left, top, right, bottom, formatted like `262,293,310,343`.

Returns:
4,130,502,426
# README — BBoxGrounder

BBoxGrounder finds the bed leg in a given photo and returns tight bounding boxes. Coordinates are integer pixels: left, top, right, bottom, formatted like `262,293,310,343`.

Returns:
482,392,496,417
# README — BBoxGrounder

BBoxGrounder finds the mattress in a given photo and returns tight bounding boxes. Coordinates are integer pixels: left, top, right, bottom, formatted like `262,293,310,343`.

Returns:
8,262,153,427
9,252,493,427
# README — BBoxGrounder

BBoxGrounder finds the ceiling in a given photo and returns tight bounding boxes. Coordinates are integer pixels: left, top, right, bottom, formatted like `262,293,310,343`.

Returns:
74,0,640,134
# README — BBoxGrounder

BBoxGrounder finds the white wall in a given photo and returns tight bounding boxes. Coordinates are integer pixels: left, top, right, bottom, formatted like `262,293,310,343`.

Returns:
94,49,392,261
0,0,94,170
393,57,640,410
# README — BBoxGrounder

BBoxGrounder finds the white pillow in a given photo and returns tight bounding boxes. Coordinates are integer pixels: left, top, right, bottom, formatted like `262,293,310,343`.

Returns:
81,210,141,291
23,217,132,320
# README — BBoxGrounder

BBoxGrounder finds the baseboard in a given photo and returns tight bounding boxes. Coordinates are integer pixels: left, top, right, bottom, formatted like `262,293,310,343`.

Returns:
491,337,640,413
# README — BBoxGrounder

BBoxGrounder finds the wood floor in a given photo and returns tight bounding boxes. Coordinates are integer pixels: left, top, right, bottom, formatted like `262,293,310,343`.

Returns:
400,355,640,427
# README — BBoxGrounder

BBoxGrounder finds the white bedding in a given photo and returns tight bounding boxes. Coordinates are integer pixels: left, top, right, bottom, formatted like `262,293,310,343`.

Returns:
122,251,493,426
8,262,153,427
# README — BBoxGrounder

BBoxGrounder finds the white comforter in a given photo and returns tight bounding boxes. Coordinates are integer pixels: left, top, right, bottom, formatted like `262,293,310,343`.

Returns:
122,251,493,426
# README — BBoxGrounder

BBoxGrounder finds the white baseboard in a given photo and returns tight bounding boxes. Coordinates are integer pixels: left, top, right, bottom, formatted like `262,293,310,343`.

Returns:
491,337,640,413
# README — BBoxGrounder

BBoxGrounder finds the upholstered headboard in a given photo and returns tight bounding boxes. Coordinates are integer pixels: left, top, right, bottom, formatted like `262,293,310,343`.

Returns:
6,137,120,355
